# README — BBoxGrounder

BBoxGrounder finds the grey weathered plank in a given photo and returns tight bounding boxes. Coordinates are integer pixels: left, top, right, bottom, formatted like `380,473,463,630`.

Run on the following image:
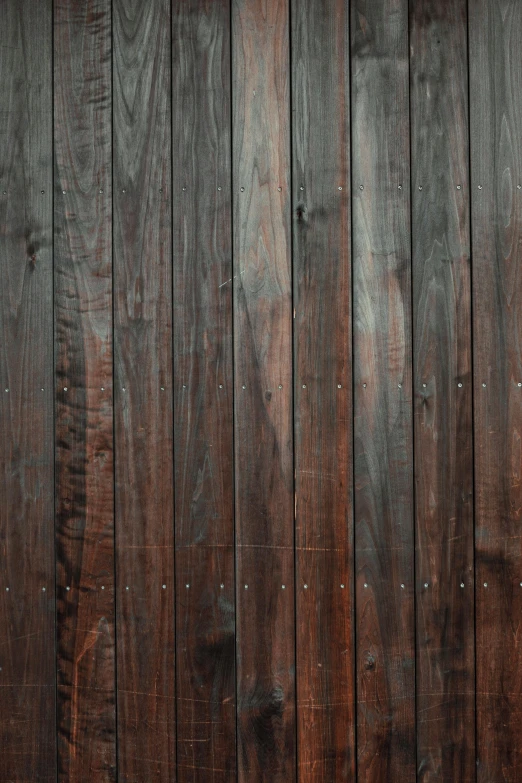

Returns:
470,0,522,780
232,0,295,780
351,0,416,779
410,1,475,779
54,0,116,779
291,0,355,780
172,1,236,780
0,1,55,780
113,0,175,779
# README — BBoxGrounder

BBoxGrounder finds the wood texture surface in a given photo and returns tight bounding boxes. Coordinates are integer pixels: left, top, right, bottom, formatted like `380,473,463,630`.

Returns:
232,0,295,780
4,3,522,780
291,1,354,780
113,0,175,780
470,1,522,780
54,0,116,779
410,1,475,779
172,1,235,781
351,0,416,779
0,2,56,781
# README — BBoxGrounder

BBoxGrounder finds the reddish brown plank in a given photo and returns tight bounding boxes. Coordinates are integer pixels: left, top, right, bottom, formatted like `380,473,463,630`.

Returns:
291,0,355,780
54,0,116,779
112,0,175,780
232,0,295,780
172,1,235,780
351,0,416,779
410,0,475,779
0,1,55,780
470,0,522,780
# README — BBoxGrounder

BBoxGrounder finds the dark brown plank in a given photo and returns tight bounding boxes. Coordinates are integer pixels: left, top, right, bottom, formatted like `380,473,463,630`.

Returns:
112,0,175,779
0,2,55,780
410,1,475,779
470,1,522,780
351,0,416,779
172,1,235,781
54,1,116,779
291,1,354,780
232,0,295,780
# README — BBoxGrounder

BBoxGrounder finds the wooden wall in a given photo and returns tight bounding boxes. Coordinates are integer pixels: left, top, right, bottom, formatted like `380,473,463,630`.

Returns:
1,0,521,781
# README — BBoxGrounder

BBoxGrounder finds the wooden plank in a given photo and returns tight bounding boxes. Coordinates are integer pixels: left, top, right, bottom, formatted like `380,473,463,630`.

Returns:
112,0,175,780
232,0,295,780
410,1,475,779
54,1,116,779
350,0,415,779
291,1,354,780
172,1,235,781
0,2,55,781
470,1,522,779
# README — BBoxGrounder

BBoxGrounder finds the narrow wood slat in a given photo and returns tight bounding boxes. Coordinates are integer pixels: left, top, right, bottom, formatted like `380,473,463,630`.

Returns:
0,2,55,780
410,1,475,779
351,0,416,779
54,1,116,779
113,0,175,779
291,1,355,780
470,1,522,779
172,1,236,780
232,0,295,780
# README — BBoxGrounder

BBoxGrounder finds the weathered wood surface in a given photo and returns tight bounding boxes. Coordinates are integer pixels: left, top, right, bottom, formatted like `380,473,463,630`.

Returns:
291,0,354,780
410,1,475,779
351,0,416,779
0,1,55,781
470,0,522,780
2,2,522,780
54,0,116,779
113,0,175,780
232,0,295,780
172,1,236,780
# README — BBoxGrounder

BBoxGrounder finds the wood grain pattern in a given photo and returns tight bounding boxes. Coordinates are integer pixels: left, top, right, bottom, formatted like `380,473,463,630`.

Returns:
0,2,55,781
113,0,175,780
172,1,235,781
54,0,116,779
351,0,416,779
232,0,295,780
470,1,522,780
410,1,475,780
291,1,354,780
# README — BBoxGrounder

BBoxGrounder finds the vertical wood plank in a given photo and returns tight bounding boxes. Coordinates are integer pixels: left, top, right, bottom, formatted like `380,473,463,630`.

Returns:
0,2,56,781
54,1,116,779
232,0,295,780
470,1,522,780
113,0,175,780
172,1,235,781
291,1,355,780
410,1,475,779
351,0,416,779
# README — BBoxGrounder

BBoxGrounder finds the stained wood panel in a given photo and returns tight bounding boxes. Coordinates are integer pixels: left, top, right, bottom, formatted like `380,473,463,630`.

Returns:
172,1,235,781
113,0,175,780
470,1,522,780
291,1,354,780
232,0,295,780
351,0,416,779
0,2,55,781
54,0,116,779
410,1,475,779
